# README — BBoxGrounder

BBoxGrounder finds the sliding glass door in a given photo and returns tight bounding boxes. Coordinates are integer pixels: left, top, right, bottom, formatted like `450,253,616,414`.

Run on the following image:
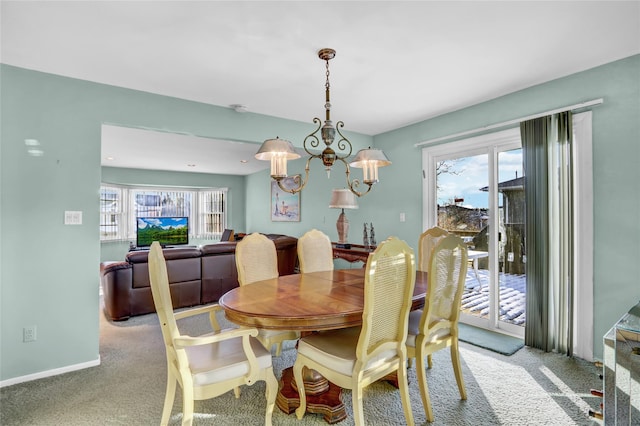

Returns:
423,128,525,337
422,112,593,355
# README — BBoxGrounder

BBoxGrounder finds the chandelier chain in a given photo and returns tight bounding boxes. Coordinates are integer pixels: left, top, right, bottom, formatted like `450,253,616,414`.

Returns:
325,59,331,91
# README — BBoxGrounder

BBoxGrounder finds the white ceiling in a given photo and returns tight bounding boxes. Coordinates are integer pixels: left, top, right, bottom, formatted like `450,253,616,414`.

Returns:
100,124,292,176
2,1,639,175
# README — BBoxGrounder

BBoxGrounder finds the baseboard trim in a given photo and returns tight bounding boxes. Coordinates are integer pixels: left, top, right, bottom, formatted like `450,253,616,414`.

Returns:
0,356,101,388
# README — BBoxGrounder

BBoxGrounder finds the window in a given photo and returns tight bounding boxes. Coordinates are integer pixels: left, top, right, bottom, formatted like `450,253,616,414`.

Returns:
99,185,227,241
199,191,226,235
100,185,124,239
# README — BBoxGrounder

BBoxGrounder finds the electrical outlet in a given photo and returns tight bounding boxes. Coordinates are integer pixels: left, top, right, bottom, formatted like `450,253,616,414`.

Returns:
23,326,37,342
507,252,514,262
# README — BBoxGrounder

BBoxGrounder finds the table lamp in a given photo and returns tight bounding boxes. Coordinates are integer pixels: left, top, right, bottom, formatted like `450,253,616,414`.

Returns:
329,189,359,246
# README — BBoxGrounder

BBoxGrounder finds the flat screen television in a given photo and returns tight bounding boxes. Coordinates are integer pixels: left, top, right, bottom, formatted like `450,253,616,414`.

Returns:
136,217,189,248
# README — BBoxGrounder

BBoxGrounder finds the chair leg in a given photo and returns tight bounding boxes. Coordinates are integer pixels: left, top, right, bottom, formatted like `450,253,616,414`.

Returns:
397,362,416,426
293,361,307,420
352,384,366,426
274,341,282,357
264,368,278,426
181,386,194,426
427,354,433,369
161,373,177,426
451,340,467,400
233,386,241,398
416,355,435,422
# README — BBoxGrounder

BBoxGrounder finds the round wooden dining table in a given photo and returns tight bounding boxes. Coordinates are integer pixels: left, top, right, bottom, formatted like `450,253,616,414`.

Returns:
218,268,428,424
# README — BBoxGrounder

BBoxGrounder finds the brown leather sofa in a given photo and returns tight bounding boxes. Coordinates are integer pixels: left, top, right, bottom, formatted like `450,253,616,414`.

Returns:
100,234,298,321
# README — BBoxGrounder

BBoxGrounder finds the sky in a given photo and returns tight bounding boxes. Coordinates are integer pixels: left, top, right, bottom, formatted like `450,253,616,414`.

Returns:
436,149,523,209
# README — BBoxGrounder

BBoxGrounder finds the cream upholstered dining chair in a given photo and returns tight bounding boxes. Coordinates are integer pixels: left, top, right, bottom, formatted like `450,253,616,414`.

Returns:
417,226,449,272
297,229,334,273
406,234,468,422
235,233,300,356
293,236,416,426
414,226,450,369
147,242,278,426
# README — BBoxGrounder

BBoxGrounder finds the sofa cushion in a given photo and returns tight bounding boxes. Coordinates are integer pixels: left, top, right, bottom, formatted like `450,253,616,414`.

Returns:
128,248,202,289
131,257,201,289
200,242,237,255
126,247,201,263
201,251,237,304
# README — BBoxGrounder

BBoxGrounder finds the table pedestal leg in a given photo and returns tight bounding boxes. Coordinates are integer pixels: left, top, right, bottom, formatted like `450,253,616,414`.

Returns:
382,371,399,388
276,367,347,424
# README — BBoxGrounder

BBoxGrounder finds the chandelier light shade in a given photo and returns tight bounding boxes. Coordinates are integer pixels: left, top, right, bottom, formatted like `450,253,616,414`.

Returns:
254,137,300,179
350,148,391,185
255,48,391,197
329,189,358,244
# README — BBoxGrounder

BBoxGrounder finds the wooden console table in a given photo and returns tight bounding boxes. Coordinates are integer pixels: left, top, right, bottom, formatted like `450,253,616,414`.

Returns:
331,243,375,264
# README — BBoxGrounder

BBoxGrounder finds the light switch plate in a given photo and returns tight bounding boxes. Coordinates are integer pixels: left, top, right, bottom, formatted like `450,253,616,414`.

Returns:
64,210,82,225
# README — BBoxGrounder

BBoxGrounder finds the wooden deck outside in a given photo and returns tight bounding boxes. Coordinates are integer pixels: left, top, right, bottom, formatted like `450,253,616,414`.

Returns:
461,269,526,326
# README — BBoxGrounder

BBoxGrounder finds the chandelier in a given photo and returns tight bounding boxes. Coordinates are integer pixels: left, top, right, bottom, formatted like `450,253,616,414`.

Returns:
255,48,391,197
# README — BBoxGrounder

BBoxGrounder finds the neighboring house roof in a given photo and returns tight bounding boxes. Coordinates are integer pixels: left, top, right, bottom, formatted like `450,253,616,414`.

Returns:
438,204,487,214
479,176,525,192
438,204,488,232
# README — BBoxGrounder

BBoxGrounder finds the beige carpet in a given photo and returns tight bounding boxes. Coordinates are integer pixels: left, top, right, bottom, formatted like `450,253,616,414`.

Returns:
1,303,603,425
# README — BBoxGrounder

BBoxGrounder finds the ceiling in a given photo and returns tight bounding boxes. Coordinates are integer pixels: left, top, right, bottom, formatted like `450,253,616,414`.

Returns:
2,1,639,175
100,124,295,176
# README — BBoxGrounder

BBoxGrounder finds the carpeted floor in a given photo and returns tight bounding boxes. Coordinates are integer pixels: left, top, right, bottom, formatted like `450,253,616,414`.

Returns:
0,304,604,425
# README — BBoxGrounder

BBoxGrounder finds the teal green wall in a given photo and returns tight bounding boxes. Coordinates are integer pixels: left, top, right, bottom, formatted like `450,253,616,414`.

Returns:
369,55,640,360
244,160,381,239
0,64,370,383
2,54,638,382
244,166,380,271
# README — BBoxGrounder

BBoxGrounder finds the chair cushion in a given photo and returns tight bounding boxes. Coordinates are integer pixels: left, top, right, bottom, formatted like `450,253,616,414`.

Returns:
297,327,397,376
406,309,452,348
185,332,272,386
406,310,423,337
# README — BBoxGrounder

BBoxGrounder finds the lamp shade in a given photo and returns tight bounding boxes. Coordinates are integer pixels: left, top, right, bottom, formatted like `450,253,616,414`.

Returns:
329,189,359,209
255,137,301,179
255,137,301,160
349,148,391,168
349,148,391,185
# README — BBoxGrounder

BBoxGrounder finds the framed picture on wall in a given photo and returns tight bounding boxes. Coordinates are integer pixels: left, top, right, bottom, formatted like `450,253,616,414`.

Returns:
271,175,300,222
